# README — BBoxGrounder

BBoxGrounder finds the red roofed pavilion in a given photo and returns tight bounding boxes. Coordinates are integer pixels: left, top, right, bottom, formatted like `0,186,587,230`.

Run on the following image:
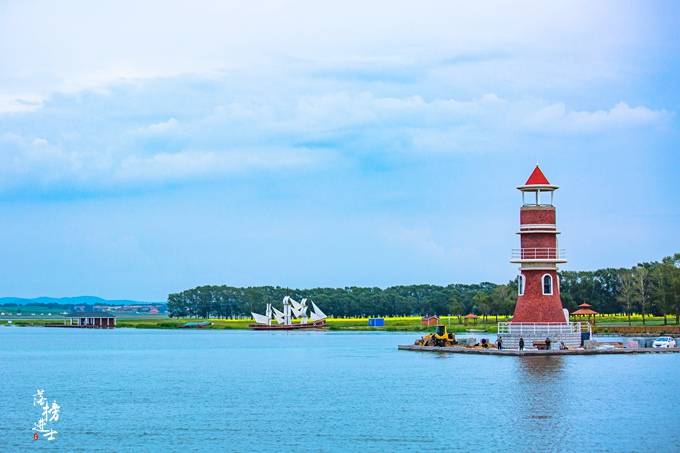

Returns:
571,302,598,316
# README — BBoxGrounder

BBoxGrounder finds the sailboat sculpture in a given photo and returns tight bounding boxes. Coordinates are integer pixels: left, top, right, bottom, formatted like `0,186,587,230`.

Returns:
249,296,328,330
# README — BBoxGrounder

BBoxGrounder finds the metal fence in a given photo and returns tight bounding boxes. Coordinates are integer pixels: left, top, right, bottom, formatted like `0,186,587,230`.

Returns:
497,322,587,335
511,248,565,260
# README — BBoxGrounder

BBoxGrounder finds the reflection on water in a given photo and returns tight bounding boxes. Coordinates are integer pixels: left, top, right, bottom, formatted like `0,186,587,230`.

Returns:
518,355,566,379
513,357,570,451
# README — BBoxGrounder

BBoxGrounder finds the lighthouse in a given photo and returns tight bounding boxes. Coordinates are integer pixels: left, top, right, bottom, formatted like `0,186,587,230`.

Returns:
498,165,585,349
511,165,567,323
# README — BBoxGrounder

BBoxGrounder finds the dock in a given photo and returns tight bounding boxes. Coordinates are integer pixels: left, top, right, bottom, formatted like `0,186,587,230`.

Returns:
398,344,680,356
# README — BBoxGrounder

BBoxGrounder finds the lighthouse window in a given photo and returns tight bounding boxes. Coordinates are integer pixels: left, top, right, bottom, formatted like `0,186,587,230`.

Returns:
542,274,553,295
518,274,525,296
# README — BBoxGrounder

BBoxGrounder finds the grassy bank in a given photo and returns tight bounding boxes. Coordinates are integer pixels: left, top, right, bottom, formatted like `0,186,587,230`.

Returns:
3,314,680,335
116,316,476,331
1,316,498,331
119,316,518,332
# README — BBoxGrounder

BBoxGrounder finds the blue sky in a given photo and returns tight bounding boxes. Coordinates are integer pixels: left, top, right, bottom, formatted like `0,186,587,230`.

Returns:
0,1,678,300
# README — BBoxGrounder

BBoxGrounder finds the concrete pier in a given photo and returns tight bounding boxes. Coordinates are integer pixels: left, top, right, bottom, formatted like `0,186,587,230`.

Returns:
398,344,680,356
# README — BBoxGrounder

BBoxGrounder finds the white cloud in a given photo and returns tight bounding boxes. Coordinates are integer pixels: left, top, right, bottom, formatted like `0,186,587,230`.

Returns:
0,80,670,194
0,1,663,106
238,91,667,145
526,102,670,133
0,130,328,191
138,118,179,136
115,148,326,183
0,0,672,191
0,94,44,114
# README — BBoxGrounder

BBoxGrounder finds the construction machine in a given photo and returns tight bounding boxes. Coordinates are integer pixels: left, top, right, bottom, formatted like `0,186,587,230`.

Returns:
415,325,456,347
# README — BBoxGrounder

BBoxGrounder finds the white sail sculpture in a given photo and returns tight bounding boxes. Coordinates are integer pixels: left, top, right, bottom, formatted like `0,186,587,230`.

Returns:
271,306,287,325
289,297,309,324
251,303,272,326
251,312,271,325
310,301,327,322
251,297,327,329
288,297,304,316
298,298,309,324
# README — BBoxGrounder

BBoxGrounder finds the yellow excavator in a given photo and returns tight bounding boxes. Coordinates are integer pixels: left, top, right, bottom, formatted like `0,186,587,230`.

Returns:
415,325,456,347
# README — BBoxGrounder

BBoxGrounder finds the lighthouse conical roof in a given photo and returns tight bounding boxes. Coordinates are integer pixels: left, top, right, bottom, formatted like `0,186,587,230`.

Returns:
517,165,558,191
525,165,550,185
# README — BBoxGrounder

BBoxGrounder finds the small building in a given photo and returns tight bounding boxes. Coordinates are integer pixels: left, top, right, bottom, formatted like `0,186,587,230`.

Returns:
64,311,116,328
421,315,440,326
368,318,385,327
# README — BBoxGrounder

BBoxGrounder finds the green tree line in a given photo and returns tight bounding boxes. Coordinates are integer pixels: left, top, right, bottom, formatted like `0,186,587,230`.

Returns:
167,253,680,322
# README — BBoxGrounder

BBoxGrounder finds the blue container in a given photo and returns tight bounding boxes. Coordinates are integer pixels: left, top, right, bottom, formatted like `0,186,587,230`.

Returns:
368,318,385,327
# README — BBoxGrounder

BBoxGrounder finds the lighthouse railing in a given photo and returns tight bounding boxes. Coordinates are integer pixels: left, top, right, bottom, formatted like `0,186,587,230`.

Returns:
511,248,566,260
497,322,582,336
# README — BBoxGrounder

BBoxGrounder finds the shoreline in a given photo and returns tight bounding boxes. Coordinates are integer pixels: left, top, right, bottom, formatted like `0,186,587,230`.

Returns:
2,318,680,337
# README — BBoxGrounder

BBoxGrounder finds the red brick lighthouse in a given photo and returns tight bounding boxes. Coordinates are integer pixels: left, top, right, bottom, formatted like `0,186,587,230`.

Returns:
510,165,568,323
500,166,584,348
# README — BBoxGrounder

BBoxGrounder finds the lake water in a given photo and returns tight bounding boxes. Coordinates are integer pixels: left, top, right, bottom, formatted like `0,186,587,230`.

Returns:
2,327,679,452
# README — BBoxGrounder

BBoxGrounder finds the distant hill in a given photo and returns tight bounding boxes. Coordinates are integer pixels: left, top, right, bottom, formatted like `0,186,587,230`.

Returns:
0,296,164,306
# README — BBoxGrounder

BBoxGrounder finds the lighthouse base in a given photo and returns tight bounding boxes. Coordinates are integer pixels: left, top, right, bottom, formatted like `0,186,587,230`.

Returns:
498,322,587,350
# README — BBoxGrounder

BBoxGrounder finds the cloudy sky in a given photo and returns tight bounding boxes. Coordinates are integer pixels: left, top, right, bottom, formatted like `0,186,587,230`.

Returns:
1,1,678,300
